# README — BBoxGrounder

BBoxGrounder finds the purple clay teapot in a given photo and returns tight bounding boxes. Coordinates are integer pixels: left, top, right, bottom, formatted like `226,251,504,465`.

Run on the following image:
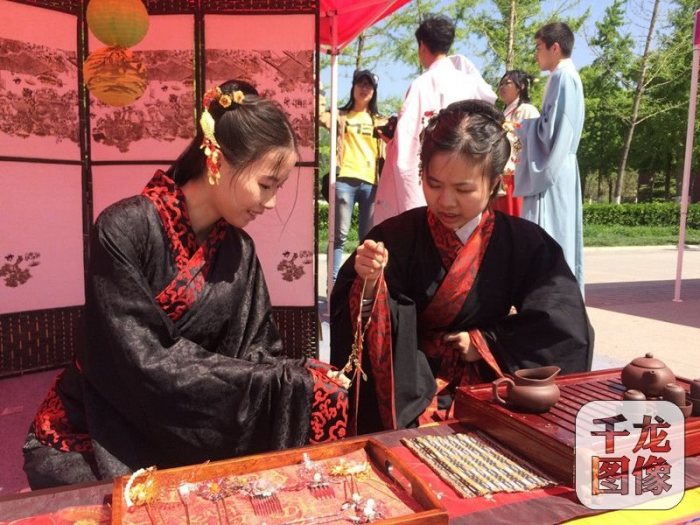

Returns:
492,366,561,413
621,353,675,398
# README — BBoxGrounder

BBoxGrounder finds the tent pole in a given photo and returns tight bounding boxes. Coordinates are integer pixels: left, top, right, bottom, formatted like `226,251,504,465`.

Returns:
673,10,700,302
326,14,339,314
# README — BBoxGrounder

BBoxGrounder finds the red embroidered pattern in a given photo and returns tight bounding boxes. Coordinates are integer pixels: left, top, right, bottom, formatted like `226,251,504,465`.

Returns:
306,363,349,443
142,171,227,322
33,372,93,454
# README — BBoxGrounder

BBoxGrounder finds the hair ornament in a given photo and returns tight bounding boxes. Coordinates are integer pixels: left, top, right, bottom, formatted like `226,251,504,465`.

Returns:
199,87,247,185
199,111,221,185
502,120,522,158
124,466,158,508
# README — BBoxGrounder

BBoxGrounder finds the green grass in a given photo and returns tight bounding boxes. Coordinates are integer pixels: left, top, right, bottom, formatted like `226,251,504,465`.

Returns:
319,224,700,252
584,225,700,247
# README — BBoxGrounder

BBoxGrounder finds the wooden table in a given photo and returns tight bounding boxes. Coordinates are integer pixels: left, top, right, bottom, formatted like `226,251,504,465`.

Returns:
2,381,700,524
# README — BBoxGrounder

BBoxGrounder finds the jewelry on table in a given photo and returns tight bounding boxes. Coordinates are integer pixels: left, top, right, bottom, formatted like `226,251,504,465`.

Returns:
340,476,386,523
177,482,195,525
244,477,283,516
123,466,160,524
196,478,241,525
298,453,336,500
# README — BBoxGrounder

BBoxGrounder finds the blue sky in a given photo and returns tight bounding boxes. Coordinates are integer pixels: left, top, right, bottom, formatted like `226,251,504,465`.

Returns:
321,0,665,103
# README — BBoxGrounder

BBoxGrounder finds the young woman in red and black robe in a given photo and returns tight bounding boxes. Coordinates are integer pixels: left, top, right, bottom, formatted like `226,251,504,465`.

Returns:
330,100,592,435
24,80,347,489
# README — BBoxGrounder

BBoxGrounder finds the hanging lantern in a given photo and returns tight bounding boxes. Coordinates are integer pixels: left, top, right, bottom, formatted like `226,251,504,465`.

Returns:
87,0,149,48
83,47,147,107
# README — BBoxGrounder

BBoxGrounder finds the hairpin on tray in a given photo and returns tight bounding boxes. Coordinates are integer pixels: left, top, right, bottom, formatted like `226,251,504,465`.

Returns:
244,477,283,516
194,477,243,525
123,466,162,524
298,452,336,500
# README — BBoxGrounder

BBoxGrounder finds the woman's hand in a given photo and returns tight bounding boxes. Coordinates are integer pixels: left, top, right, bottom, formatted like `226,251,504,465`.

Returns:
354,240,388,298
443,332,482,362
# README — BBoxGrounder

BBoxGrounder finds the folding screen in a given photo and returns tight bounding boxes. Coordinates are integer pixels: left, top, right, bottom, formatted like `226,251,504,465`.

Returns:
0,0,320,377
0,2,85,374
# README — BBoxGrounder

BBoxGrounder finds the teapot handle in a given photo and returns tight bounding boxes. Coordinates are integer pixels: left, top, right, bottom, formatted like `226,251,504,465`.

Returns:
492,377,514,406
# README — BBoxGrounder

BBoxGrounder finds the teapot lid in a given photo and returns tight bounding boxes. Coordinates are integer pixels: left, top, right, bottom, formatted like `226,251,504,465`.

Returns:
629,353,668,369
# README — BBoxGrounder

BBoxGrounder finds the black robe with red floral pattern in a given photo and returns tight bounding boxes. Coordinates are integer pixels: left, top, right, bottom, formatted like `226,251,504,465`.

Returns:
330,207,593,435
28,171,346,482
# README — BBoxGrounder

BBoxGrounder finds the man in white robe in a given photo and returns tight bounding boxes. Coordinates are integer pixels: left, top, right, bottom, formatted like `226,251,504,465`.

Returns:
373,15,496,226
515,22,585,291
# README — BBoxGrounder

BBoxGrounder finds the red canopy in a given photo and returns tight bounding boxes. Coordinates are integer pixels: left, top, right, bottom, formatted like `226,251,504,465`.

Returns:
319,0,411,53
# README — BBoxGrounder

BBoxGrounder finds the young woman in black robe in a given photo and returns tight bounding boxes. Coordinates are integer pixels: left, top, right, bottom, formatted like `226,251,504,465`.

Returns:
24,80,348,488
330,99,593,435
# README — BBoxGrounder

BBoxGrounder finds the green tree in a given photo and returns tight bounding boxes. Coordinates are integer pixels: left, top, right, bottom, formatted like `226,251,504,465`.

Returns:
613,0,662,204
628,0,700,202
578,0,633,202
464,0,589,86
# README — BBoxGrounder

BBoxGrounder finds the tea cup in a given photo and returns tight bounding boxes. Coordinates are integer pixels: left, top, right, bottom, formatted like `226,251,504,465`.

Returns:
623,389,646,401
690,379,700,399
662,383,686,407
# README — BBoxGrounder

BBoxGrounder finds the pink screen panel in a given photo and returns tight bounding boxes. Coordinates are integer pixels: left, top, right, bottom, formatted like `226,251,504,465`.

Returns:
87,15,195,162
244,166,315,307
0,3,80,161
0,162,85,314
92,164,167,220
204,14,316,163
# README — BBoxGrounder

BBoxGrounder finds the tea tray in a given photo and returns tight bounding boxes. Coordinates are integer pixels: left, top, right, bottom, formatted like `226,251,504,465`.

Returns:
453,368,700,484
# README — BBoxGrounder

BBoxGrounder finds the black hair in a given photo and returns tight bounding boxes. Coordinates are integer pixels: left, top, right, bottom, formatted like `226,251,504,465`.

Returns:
415,14,455,55
535,22,574,58
168,79,298,185
499,69,535,105
420,99,510,200
339,72,379,115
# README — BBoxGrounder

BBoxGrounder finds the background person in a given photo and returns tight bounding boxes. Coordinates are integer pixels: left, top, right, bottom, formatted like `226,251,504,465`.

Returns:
23,80,347,489
373,14,496,226
331,100,593,435
515,22,585,291
321,70,386,280
493,69,540,217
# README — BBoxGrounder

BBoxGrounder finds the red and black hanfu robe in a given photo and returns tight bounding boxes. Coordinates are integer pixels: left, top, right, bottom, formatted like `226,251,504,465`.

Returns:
330,207,593,435
29,170,347,483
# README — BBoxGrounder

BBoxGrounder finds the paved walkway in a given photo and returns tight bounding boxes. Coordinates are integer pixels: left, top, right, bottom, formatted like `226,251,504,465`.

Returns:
583,245,700,378
318,245,700,379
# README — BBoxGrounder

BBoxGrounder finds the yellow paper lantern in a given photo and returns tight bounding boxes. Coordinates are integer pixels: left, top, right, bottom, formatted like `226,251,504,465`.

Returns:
87,0,149,48
83,47,147,107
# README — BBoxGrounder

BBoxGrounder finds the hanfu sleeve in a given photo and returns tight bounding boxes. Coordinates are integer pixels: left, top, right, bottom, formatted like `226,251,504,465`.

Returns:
478,223,593,375
515,70,580,197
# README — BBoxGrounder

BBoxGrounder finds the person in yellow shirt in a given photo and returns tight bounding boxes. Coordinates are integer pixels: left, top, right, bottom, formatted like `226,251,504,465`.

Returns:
322,70,386,280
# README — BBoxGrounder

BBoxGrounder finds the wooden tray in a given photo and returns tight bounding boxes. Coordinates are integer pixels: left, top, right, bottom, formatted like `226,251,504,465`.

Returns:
112,437,447,524
454,368,700,485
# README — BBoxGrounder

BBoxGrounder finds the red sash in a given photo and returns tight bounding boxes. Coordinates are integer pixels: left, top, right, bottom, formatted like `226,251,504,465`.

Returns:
418,210,504,422
142,170,227,322
349,271,395,432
